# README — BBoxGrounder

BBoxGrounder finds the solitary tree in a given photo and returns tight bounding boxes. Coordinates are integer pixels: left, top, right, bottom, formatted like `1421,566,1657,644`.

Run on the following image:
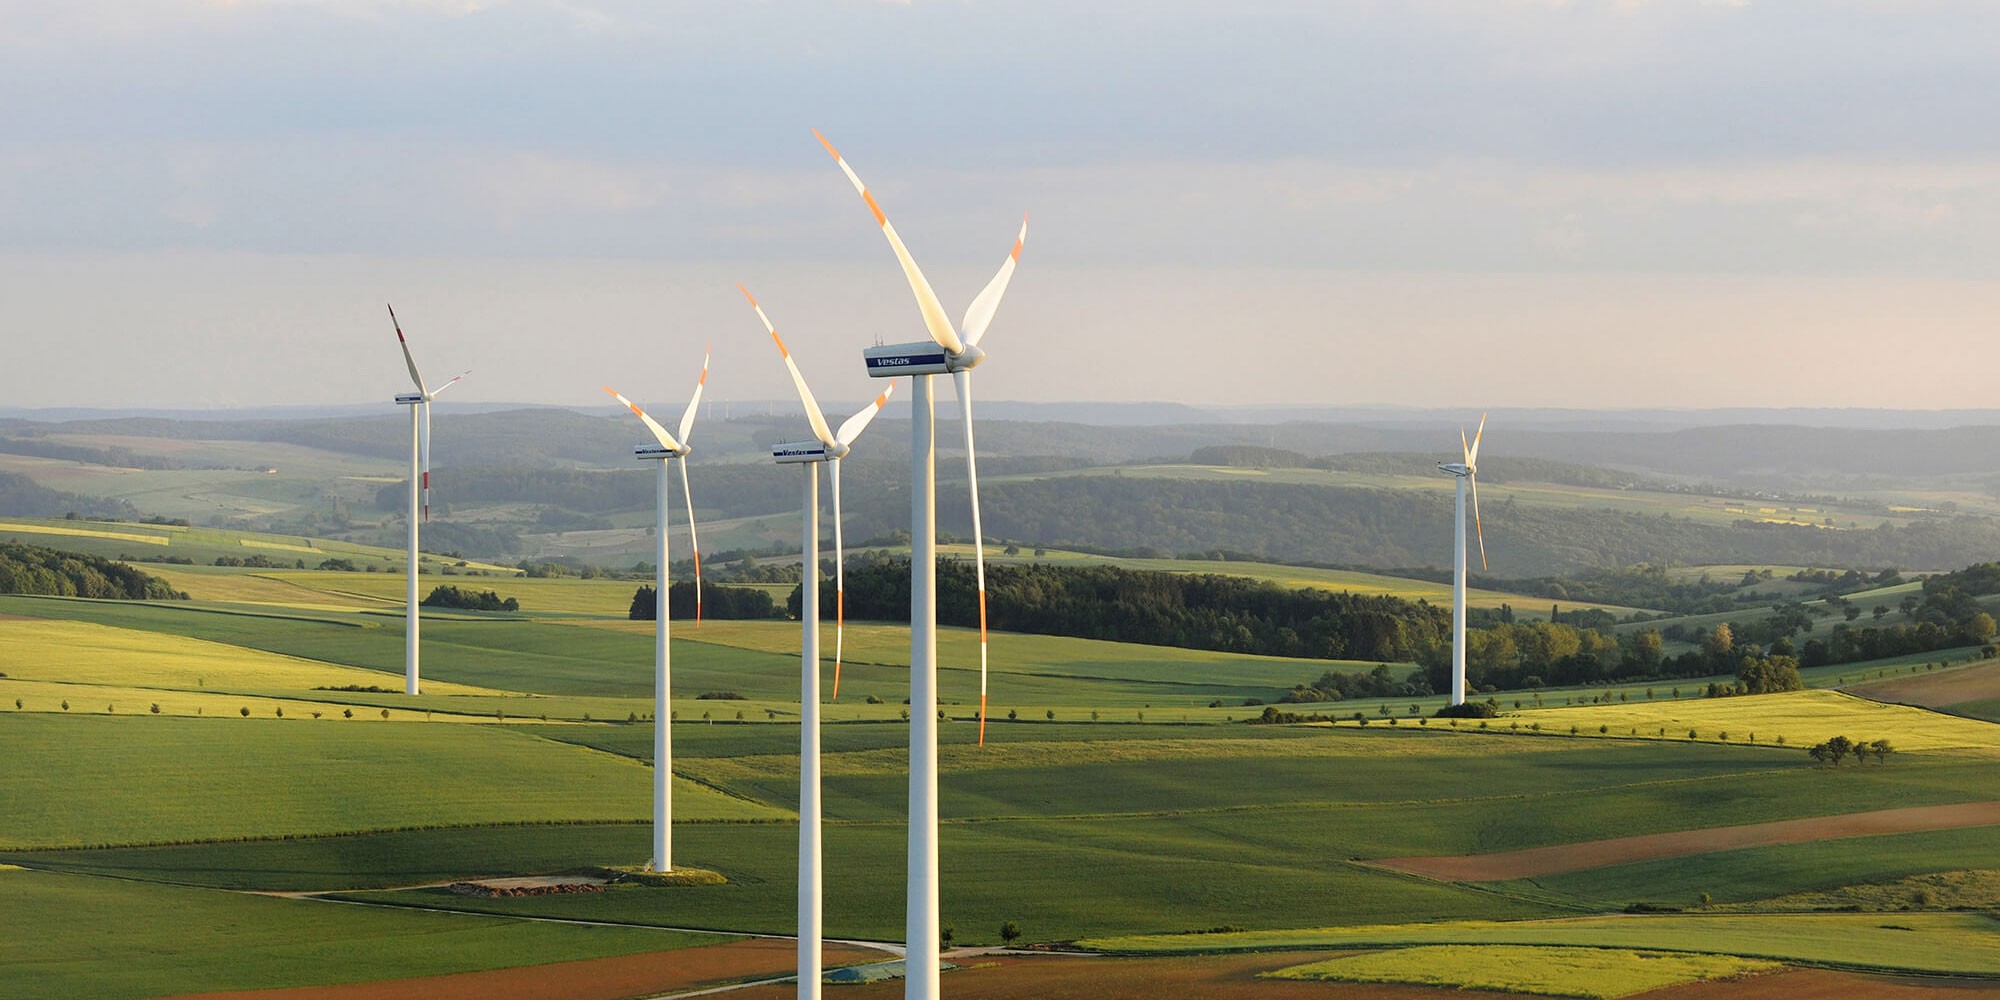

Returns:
999,921,1022,946
1869,738,1894,765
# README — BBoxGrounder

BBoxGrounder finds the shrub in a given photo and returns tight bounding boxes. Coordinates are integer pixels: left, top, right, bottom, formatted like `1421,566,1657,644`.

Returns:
697,691,746,701
150,703,160,715
343,708,353,718
865,694,884,704
1434,699,1498,719
999,920,1022,946
1007,709,1018,721
240,707,249,717
421,584,520,612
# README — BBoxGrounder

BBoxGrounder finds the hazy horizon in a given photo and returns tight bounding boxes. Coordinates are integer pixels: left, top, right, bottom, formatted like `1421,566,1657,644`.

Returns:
4,1,1997,410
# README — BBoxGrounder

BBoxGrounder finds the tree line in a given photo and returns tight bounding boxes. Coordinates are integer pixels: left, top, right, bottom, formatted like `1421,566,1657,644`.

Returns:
0,541,185,600
629,582,784,621
800,556,1452,662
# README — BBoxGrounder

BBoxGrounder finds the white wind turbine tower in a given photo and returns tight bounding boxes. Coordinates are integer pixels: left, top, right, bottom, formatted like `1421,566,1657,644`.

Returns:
815,129,1026,1000
603,353,709,873
742,283,895,1000
387,305,467,697
1437,414,1488,708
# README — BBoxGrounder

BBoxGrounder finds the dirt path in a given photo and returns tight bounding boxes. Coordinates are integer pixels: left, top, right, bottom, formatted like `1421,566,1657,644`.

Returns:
1374,799,2000,881
159,940,887,1000
1850,662,2000,709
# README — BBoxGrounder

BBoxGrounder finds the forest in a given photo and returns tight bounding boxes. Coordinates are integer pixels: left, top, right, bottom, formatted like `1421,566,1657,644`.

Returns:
805,557,1451,663
0,541,185,600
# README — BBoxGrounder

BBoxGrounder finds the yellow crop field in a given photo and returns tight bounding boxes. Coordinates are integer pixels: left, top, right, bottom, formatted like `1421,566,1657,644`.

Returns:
0,619,508,697
1510,689,2000,754
0,522,169,545
1089,912,2000,975
140,568,375,609
1265,945,1778,999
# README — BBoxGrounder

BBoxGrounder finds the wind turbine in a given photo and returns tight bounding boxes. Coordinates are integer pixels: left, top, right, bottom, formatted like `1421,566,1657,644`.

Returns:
743,283,894,1000
1437,414,1487,708
602,352,708,873
815,129,1026,1000
387,305,467,697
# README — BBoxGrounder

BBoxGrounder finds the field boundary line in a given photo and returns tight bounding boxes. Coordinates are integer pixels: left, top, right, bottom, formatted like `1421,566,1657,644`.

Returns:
1373,799,2000,882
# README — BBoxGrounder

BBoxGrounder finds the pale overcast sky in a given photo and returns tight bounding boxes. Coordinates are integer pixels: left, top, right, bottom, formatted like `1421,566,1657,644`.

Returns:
2,0,1997,412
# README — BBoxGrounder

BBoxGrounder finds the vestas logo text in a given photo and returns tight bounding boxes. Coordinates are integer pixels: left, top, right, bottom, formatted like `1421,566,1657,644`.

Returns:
871,357,911,366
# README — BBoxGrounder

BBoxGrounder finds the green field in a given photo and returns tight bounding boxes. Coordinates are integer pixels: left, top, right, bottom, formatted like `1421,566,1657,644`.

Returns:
0,715,782,849
0,516,514,573
7,536,2000,996
0,867,719,1000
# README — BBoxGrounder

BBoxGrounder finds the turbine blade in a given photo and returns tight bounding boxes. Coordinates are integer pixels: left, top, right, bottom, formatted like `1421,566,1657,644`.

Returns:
602,386,682,452
835,383,896,447
428,370,470,397
960,217,1027,348
831,458,844,701
420,401,431,522
1468,412,1487,469
955,370,989,747
812,129,965,354
1460,426,1470,466
1471,472,1488,572
741,285,836,446
388,304,429,396
678,347,709,446
680,457,701,626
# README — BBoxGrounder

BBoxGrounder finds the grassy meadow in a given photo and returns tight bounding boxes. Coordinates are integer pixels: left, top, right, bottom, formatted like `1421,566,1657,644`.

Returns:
5,534,2000,996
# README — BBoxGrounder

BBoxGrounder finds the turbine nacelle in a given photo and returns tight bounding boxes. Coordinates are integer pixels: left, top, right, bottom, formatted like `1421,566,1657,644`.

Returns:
773,440,837,464
394,393,426,405
634,444,683,461
863,340,986,378
1438,462,1472,477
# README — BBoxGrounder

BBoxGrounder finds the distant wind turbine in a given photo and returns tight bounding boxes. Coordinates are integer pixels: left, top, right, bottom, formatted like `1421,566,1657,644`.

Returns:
603,351,709,873
744,283,894,1000
1437,414,1488,708
387,305,467,696
815,128,1026,1000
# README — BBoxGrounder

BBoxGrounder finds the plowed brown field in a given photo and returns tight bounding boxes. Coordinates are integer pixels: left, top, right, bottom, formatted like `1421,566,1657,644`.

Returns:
730,952,1518,999
1850,663,2000,709
727,954,2000,999
1374,800,2000,881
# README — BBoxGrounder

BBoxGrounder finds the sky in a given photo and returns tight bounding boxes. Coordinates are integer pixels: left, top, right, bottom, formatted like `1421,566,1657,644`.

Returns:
2,0,1998,413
